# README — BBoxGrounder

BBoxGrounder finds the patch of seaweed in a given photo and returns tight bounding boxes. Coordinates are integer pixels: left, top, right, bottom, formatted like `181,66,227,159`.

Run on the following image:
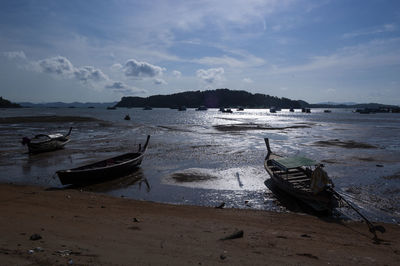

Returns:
382,172,400,180
170,171,217,182
354,157,376,162
313,139,376,149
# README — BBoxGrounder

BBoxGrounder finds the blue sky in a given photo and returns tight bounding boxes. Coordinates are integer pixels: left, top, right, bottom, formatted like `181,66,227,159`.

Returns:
1,0,399,104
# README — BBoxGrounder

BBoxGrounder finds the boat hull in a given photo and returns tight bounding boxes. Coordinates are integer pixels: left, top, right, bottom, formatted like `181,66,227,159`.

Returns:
28,139,70,153
57,153,144,185
269,171,337,212
264,159,338,212
57,135,150,185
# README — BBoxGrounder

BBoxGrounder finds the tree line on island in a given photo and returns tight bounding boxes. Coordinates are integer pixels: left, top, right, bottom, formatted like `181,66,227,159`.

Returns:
116,89,307,109
1,88,398,110
0,97,21,108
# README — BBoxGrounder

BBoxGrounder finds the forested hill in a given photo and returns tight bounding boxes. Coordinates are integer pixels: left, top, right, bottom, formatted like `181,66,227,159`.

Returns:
0,97,21,108
116,89,306,108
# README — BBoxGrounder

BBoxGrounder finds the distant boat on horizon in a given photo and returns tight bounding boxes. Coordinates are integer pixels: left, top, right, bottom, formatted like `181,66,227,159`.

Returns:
196,106,207,111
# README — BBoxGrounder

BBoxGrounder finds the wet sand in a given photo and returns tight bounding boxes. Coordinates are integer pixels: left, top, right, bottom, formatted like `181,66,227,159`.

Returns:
313,139,377,149
0,115,103,124
1,183,400,266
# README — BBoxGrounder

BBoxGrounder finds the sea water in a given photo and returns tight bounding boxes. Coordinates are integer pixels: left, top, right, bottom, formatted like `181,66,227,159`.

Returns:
0,107,399,223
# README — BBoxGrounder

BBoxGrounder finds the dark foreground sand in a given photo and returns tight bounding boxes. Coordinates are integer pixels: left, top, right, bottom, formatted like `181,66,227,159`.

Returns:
1,184,399,266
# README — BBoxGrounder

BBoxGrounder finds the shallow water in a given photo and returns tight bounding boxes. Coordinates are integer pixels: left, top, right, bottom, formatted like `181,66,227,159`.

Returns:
1,107,399,223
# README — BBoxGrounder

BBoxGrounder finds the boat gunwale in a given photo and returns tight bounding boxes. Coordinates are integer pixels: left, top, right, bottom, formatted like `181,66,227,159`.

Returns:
57,152,144,174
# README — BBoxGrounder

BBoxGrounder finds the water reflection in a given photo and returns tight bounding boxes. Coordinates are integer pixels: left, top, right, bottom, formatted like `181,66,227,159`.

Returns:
1,108,399,222
73,169,150,193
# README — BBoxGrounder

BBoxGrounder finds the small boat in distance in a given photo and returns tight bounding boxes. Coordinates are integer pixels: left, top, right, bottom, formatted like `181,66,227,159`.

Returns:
196,106,208,111
269,107,276,113
124,114,131,120
289,108,294,112
57,135,150,185
107,106,116,110
220,108,233,113
324,110,332,113
263,138,339,212
22,127,72,154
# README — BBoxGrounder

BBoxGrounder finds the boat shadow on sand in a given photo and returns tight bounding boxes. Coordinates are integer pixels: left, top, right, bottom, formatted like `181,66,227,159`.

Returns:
48,168,151,193
265,179,389,244
264,178,342,217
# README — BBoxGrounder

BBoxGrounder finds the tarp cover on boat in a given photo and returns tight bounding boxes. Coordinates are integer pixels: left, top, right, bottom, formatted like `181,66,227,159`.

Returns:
272,156,318,171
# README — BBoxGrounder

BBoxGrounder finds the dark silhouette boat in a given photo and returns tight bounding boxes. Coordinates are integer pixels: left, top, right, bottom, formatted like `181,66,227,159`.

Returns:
57,135,150,185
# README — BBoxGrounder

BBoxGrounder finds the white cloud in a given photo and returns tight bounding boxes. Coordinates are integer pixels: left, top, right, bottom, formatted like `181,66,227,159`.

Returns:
75,66,108,82
172,70,182,78
342,24,397,39
105,81,127,90
243,78,253,83
154,78,167,85
193,51,265,68
38,56,76,76
3,51,27,60
124,59,165,78
105,81,146,94
196,67,224,84
110,63,123,71
270,38,400,75
37,56,109,84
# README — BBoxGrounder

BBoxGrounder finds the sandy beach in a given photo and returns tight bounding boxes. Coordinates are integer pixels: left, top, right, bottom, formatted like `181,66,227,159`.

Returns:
0,183,399,265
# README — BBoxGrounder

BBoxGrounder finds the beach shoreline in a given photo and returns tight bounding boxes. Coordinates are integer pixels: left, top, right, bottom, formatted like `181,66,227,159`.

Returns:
1,183,399,265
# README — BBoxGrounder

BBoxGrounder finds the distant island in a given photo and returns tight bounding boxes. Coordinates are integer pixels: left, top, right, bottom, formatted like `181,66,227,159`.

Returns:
115,88,400,110
2,89,398,110
0,97,21,108
116,89,306,109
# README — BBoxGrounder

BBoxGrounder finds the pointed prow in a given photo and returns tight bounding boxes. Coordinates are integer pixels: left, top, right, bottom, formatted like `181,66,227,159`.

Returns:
66,127,73,137
140,135,151,152
264,138,271,160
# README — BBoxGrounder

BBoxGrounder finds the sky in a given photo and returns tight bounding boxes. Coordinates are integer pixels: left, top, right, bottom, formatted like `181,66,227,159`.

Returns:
0,0,399,104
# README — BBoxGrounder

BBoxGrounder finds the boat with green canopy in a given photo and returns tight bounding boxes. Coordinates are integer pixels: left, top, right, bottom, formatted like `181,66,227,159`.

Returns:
264,138,339,212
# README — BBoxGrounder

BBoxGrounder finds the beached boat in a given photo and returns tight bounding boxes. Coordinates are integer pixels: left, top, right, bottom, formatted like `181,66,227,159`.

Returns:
264,138,339,212
22,127,72,153
56,135,150,185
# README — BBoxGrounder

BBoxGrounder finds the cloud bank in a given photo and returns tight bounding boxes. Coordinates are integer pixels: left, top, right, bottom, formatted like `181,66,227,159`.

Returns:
196,67,224,84
124,59,165,78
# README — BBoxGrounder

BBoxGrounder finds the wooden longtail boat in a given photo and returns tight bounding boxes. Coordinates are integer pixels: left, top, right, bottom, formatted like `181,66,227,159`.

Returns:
264,138,339,212
57,135,150,185
22,127,72,154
